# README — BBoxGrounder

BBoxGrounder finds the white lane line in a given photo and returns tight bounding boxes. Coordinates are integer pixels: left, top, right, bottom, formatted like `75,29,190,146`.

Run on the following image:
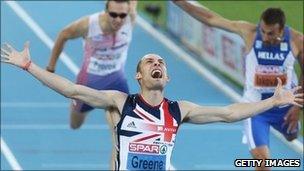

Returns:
1,137,23,171
270,127,304,156
136,16,242,102
4,2,80,170
135,15,303,155
5,1,79,75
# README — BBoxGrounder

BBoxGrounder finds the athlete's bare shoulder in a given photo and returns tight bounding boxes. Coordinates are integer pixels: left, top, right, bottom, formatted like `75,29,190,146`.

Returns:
236,21,256,38
234,21,257,51
111,91,129,114
290,28,303,58
98,12,107,22
237,21,256,30
290,29,303,44
62,15,90,39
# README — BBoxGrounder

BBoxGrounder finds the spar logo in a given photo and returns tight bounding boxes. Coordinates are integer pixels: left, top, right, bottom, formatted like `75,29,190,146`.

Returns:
129,143,160,154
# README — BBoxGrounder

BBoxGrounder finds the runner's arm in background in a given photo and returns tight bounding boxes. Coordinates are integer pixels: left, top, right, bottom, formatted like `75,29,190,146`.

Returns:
46,16,89,72
172,0,256,41
129,0,138,25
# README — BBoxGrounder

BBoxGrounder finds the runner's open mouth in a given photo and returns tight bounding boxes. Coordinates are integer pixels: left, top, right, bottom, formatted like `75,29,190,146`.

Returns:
151,69,162,79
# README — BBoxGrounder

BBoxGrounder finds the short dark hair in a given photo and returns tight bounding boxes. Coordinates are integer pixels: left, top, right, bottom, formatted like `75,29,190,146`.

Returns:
136,59,142,73
105,0,130,11
260,8,286,29
136,59,143,85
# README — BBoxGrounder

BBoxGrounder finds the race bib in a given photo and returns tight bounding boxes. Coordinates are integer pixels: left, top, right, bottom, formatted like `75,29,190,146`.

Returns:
126,142,169,170
127,153,166,170
87,54,121,76
254,65,287,87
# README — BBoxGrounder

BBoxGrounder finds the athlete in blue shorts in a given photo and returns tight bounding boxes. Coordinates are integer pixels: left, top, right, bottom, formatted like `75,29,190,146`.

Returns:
173,1,303,170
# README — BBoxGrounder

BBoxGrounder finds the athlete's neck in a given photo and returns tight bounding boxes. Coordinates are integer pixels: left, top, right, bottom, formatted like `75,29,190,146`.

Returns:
140,90,164,107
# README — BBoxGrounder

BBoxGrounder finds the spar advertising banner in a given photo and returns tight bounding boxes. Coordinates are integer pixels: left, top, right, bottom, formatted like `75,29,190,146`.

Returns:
167,1,246,85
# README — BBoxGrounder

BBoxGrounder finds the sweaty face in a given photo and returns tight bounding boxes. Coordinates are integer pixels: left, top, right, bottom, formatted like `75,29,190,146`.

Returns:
107,1,129,31
260,20,283,45
137,54,169,90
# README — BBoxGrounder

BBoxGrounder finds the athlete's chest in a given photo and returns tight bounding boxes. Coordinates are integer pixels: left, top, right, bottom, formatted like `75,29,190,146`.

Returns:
248,40,296,88
86,29,131,52
253,40,291,65
119,101,179,144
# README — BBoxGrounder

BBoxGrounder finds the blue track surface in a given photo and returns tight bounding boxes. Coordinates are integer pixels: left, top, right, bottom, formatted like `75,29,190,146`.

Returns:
1,1,303,170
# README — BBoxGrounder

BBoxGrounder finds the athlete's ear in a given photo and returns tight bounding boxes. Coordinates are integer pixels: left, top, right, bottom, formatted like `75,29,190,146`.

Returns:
166,75,170,83
135,72,142,80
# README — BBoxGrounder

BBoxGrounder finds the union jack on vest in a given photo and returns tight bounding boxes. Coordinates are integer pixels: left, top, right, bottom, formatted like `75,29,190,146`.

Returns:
115,94,181,170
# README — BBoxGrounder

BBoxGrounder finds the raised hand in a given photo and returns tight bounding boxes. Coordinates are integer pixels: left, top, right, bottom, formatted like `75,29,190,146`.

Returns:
273,78,303,107
1,42,31,69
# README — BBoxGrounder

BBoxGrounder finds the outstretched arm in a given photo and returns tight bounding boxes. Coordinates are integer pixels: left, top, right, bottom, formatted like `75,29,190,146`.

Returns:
173,0,255,39
1,42,127,112
179,79,303,124
46,16,89,73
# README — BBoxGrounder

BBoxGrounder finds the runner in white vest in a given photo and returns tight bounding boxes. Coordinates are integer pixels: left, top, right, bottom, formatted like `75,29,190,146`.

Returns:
1,48,303,170
173,1,303,170
46,0,137,169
